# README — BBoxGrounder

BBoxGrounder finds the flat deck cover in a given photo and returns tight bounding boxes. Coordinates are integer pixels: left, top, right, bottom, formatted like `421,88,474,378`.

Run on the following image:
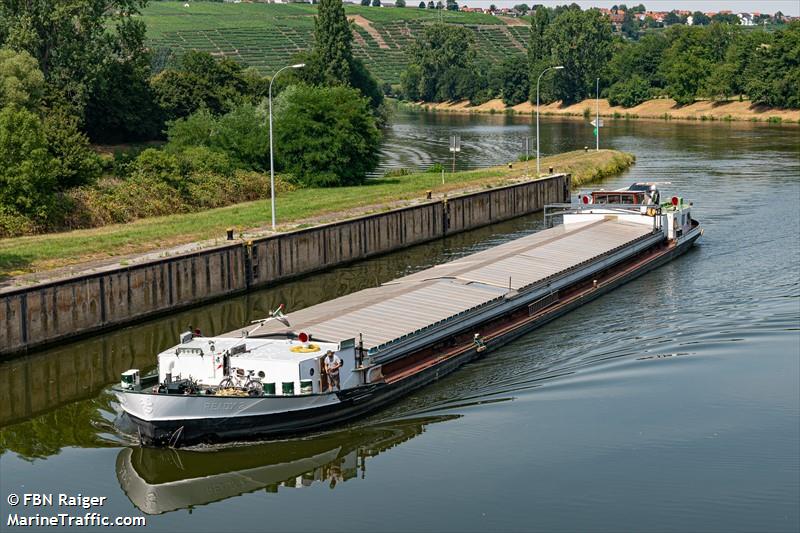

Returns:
228,219,655,350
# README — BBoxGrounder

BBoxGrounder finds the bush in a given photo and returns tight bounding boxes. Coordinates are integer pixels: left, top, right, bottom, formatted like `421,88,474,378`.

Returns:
425,162,444,173
166,104,269,172
607,76,652,108
43,109,102,189
273,85,381,187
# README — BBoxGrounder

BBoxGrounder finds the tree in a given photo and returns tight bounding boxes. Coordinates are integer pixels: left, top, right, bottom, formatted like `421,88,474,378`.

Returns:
528,6,551,64
659,26,712,105
84,19,161,142
0,48,45,111
664,11,681,26
300,0,383,110
514,4,530,15
496,55,529,105
273,85,381,187
361,0,370,5
692,11,710,26
43,109,101,189
489,4,497,13
621,10,639,39
0,106,57,220
446,0,459,11
427,1,435,8
607,75,650,107
543,8,613,104
395,0,406,6
607,32,668,89
712,13,740,25
0,0,150,119
402,24,477,102
166,103,270,172
372,0,381,6
744,22,800,108
419,1,426,7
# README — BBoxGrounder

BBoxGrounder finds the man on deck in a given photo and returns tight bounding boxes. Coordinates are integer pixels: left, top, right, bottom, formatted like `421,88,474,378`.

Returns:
324,350,343,392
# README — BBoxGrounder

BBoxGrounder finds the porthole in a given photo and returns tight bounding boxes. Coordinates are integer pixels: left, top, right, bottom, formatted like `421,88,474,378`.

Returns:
309,368,315,376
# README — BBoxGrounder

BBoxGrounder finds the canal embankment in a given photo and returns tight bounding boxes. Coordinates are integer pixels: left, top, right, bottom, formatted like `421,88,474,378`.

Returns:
0,149,634,358
407,98,800,124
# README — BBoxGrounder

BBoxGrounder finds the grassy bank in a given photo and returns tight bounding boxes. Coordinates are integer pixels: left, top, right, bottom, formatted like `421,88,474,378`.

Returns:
406,98,800,124
0,150,633,279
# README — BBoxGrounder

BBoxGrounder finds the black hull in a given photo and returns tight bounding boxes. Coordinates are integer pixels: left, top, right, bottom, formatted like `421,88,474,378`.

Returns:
130,233,699,447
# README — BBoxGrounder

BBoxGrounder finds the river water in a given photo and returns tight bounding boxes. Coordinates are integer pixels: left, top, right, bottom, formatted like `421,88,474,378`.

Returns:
1,112,798,532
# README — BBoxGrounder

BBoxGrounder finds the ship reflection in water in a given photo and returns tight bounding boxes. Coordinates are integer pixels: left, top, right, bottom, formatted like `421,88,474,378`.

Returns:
116,415,456,514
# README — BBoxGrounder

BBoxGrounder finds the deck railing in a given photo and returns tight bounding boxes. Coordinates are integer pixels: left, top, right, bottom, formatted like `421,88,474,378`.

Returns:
544,203,663,230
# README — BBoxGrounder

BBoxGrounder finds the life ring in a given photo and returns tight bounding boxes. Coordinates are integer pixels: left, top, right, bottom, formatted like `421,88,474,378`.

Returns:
290,344,321,353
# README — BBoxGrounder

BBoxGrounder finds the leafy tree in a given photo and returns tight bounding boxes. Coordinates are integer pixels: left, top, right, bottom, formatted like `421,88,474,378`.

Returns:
0,106,56,220
607,75,650,107
607,32,668,88
489,4,497,13
300,0,383,110
150,51,254,123
166,104,270,172
361,0,370,4
744,21,800,108
543,8,613,104
659,26,712,105
43,109,101,189
372,0,381,6
419,1,426,7
496,55,529,105
395,0,406,6
621,10,639,39
514,4,530,15
402,24,477,102
664,11,681,26
712,13,740,25
273,84,381,187
0,0,150,119
0,48,44,111
446,0,459,11
84,19,161,142
692,12,710,26
528,6,551,64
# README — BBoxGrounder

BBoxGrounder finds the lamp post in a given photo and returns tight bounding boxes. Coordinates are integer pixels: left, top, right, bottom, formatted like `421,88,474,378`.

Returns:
596,77,600,151
536,65,564,176
269,63,304,231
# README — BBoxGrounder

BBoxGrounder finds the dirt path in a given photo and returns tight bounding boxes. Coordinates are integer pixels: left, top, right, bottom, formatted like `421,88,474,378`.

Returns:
498,16,527,26
349,15,390,49
412,97,800,123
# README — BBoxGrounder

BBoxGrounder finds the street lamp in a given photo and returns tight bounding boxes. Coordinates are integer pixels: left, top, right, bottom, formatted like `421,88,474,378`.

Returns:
536,65,564,177
269,63,305,231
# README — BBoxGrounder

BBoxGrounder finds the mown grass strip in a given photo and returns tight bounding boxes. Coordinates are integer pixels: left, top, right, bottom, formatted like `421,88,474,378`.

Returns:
0,150,633,278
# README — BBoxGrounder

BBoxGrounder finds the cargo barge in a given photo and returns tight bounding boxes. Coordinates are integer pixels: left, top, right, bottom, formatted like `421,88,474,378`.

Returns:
115,183,702,446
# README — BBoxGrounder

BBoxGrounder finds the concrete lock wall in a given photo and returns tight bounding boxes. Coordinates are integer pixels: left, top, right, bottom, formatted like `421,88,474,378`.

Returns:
0,174,570,357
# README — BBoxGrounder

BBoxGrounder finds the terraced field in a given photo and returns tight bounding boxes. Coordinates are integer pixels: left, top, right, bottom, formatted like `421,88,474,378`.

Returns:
142,2,529,84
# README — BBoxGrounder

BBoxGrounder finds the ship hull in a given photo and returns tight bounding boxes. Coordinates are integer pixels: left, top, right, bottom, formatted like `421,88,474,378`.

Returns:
118,228,701,447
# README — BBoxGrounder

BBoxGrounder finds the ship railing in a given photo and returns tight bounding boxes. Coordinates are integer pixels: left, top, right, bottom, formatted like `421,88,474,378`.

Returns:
544,203,663,229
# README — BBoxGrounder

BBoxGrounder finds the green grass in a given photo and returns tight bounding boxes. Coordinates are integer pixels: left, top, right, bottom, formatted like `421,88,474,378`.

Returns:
141,1,527,84
0,150,633,278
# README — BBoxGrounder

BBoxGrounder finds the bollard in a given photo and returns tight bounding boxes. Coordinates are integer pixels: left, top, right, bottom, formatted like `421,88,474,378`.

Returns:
226,228,234,241
426,190,432,199
584,146,589,152
508,163,513,169
549,166,554,174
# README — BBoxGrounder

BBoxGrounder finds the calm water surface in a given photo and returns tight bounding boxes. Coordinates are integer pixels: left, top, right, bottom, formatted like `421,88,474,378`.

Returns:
1,113,798,532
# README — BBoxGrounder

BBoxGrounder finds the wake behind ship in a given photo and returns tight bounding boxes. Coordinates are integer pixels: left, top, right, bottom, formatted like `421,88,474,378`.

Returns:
115,182,702,446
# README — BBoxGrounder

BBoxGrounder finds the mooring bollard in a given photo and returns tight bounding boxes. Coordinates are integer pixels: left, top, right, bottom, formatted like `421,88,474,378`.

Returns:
584,146,589,152
549,166,554,174
508,163,513,169
426,190,432,199
226,228,234,241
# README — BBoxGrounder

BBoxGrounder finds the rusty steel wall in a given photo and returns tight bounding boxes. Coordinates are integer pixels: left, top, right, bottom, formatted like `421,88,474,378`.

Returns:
0,174,570,357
